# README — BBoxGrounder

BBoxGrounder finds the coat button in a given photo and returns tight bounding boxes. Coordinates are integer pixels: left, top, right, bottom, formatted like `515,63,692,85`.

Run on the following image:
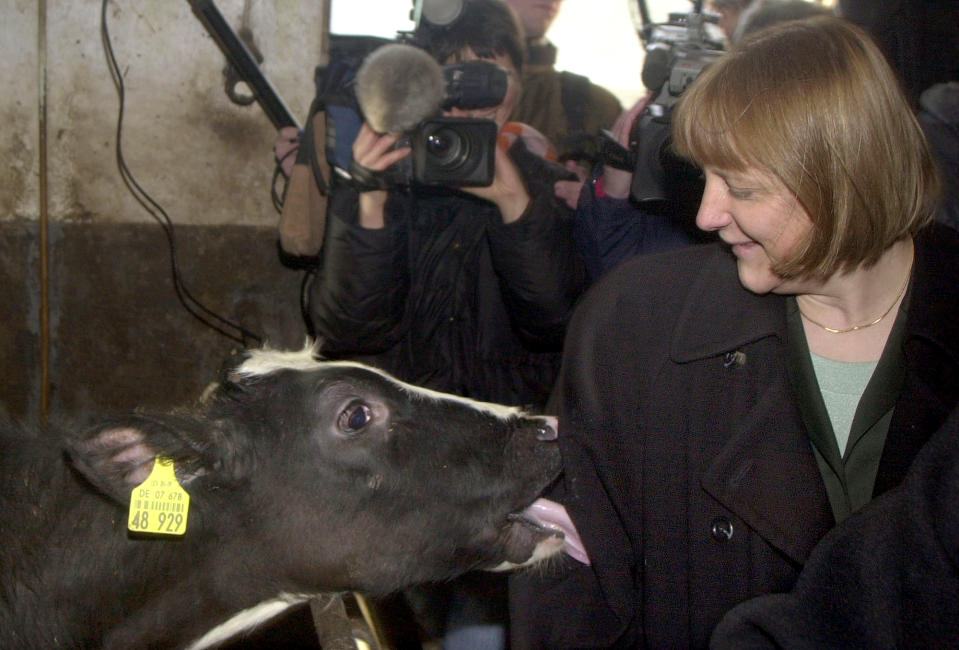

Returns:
710,517,734,542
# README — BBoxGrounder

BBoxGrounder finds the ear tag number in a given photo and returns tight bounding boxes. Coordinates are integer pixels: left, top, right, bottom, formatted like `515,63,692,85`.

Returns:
128,457,190,536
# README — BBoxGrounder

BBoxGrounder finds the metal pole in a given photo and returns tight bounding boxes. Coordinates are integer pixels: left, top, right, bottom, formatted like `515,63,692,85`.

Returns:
38,0,50,423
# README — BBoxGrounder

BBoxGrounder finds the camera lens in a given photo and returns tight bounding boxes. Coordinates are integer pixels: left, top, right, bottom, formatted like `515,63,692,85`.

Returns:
425,127,470,170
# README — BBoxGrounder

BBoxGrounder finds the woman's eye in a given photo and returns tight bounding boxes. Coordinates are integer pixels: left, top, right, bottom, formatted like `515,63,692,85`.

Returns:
727,185,753,200
339,403,373,434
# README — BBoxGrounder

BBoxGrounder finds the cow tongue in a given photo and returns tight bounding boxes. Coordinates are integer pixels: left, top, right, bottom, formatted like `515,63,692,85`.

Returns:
522,498,590,565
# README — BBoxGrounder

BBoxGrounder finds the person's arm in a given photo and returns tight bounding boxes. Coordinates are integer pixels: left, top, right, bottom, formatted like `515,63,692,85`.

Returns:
710,406,959,649
469,140,588,348
509,288,643,648
459,139,531,224
349,123,411,229
570,96,696,279
310,124,412,355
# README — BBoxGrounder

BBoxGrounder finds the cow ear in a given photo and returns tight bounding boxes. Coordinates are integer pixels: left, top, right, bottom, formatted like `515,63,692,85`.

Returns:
65,415,211,504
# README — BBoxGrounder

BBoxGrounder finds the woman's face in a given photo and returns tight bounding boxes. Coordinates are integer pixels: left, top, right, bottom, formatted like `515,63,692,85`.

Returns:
443,48,520,127
696,167,813,295
708,1,745,41
505,0,563,41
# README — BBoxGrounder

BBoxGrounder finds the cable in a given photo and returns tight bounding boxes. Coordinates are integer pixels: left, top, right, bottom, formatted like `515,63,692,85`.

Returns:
270,147,296,213
100,0,261,347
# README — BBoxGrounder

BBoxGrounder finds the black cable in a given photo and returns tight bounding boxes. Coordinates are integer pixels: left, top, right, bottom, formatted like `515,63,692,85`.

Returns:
100,0,261,347
270,147,297,213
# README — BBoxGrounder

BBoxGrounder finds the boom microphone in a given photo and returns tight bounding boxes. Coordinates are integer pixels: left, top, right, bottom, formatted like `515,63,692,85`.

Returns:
355,43,447,134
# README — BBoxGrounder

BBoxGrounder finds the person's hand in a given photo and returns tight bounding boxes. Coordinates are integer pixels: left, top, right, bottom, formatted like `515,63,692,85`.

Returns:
274,126,301,178
601,93,653,199
351,123,411,229
554,181,585,210
352,122,411,175
554,160,587,210
459,134,530,224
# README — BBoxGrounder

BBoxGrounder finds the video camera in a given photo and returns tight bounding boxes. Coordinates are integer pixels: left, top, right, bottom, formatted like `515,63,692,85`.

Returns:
382,58,507,187
626,8,724,217
319,0,508,189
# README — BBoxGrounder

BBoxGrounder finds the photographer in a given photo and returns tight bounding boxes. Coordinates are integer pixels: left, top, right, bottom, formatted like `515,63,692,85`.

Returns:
504,0,622,173
312,0,585,407
567,93,701,280
311,3,587,643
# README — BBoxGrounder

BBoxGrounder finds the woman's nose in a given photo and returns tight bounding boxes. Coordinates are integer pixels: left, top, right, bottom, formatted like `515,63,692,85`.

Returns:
695,177,732,232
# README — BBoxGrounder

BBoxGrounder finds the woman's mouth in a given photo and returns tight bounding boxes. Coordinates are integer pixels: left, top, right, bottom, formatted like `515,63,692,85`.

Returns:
728,240,757,256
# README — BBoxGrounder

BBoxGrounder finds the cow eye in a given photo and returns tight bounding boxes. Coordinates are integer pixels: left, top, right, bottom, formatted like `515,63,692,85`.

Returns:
338,402,373,434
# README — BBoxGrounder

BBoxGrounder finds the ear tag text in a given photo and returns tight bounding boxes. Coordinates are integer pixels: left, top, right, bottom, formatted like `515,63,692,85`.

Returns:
128,457,190,536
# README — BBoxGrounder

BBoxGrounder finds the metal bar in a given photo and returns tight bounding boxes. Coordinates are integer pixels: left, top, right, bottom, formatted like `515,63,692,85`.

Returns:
187,0,300,129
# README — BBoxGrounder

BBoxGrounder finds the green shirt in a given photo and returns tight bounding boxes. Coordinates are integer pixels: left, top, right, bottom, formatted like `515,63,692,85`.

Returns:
785,293,909,523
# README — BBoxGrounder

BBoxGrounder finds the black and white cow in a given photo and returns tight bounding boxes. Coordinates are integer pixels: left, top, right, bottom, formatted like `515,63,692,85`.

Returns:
0,347,575,649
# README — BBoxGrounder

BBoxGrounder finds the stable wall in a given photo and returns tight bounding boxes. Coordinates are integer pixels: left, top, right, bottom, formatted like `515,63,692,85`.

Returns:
1,0,328,422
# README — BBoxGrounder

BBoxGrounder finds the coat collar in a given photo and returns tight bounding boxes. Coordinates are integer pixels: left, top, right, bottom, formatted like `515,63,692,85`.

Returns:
675,228,959,562
670,244,787,363
670,226,959,367
669,244,834,563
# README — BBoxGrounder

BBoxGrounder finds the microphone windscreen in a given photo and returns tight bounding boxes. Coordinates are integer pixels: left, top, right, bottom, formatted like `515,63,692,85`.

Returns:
355,43,447,134
641,45,671,93
421,0,464,26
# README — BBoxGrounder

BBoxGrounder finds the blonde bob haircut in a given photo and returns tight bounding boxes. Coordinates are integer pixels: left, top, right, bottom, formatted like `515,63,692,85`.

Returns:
672,15,941,280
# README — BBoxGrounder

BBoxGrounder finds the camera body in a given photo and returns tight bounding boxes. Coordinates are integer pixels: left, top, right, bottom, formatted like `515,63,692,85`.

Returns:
406,116,498,186
400,60,506,187
323,39,506,189
629,12,723,212
640,12,723,113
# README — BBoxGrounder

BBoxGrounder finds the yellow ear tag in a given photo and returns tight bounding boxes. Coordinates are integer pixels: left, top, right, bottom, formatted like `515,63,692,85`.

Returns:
128,457,190,536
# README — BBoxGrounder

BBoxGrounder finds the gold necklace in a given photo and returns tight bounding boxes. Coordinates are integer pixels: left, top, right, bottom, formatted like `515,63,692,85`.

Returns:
798,268,911,334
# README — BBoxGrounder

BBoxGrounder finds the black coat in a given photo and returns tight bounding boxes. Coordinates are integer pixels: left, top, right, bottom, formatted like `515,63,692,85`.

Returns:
509,224,959,648
709,402,959,649
311,140,587,407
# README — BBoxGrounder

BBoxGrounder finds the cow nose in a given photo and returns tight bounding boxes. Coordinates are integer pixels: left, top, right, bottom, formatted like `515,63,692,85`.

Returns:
536,416,559,441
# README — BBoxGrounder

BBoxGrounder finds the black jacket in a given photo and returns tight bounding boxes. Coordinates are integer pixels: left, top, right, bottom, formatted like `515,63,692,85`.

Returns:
710,401,959,649
509,224,959,648
311,140,588,407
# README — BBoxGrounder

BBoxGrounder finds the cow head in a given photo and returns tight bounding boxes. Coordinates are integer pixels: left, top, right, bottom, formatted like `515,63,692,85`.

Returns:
65,346,566,595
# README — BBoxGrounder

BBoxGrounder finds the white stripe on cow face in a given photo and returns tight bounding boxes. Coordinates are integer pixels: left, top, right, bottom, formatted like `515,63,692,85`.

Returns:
234,344,523,421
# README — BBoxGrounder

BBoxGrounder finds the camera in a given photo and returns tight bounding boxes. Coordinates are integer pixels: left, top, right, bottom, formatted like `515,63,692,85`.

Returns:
407,116,499,186
639,12,724,113
397,60,506,187
628,10,724,215
322,36,507,189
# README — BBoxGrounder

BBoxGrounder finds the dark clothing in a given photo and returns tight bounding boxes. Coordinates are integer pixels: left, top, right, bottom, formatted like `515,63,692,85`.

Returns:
785,295,909,522
312,139,588,408
512,41,622,165
710,403,959,649
509,224,959,648
837,0,959,109
573,171,700,279
919,82,959,231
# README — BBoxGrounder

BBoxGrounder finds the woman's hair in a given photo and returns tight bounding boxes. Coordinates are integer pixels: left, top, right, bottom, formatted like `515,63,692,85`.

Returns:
672,15,940,279
414,0,525,73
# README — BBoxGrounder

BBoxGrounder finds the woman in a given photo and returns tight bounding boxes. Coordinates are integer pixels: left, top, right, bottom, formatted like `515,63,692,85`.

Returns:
509,15,959,649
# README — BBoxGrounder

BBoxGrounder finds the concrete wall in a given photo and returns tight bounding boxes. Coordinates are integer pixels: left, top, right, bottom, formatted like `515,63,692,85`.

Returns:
1,0,328,422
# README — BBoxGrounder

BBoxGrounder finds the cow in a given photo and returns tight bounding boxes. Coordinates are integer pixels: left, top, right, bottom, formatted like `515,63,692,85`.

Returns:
0,346,577,649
